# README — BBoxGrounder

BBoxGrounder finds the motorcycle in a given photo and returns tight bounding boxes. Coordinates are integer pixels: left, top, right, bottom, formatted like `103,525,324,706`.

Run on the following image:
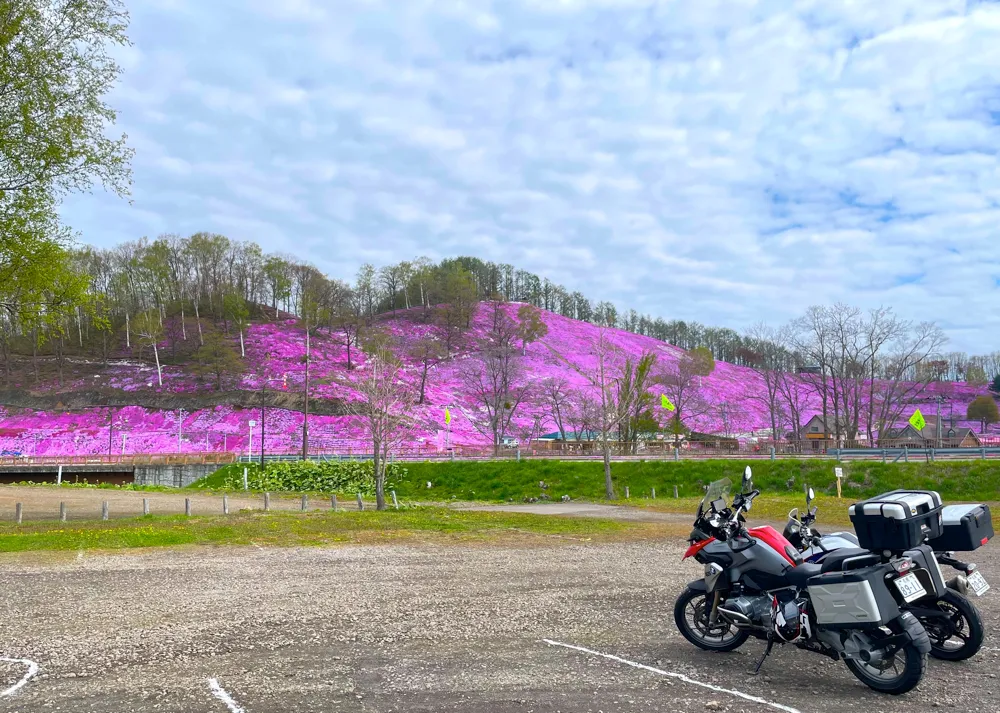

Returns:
675,466,931,695
784,488,988,661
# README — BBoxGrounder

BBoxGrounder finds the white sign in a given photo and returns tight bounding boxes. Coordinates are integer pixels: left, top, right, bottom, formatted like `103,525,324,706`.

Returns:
249,420,257,427
835,467,844,479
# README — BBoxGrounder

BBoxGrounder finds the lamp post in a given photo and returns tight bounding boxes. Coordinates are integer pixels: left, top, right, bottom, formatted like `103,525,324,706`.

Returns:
177,409,185,454
248,420,256,462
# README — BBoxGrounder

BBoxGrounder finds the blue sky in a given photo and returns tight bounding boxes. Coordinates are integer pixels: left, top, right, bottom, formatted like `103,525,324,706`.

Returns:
62,0,1000,352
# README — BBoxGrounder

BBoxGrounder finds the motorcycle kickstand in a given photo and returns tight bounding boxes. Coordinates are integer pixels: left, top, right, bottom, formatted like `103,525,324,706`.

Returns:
752,635,775,675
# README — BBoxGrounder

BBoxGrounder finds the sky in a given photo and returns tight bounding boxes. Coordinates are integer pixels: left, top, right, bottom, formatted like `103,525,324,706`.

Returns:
61,0,1000,353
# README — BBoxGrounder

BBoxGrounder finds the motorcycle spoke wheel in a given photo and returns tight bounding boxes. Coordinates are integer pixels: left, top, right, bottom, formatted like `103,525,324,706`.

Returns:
686,598,740,646
673,587,749,652
920,590,985,661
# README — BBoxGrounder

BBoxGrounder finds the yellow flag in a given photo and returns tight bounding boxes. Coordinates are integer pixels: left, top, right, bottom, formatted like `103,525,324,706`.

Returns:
444,407,452,425
909,409,926,431
661,394,676,412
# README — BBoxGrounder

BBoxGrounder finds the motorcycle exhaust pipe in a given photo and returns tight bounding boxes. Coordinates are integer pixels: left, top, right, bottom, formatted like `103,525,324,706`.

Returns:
947,575,969,596
717,608,752,627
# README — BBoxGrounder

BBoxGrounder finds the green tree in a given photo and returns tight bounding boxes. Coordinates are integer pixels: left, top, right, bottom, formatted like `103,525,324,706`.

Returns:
967,396,1000,433
991,375,1000,396
133,309,164,386
516,303,549,355
193,328,245,391
1,0,133,280
223,291,250,357
437,268,478,352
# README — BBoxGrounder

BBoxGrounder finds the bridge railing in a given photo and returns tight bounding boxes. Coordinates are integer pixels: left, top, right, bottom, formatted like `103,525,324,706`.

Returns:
0,453,237,468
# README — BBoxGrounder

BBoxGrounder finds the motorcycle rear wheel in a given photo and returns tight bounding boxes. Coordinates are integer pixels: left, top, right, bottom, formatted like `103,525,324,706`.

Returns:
673,587,749,652
844,626,926,695
919,589,984,661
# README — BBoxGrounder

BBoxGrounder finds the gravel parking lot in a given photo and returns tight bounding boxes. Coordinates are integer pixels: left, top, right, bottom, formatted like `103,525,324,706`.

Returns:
2,534,1000,713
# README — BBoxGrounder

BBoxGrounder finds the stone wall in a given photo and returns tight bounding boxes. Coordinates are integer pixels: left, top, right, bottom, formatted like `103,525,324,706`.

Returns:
133,463,219,488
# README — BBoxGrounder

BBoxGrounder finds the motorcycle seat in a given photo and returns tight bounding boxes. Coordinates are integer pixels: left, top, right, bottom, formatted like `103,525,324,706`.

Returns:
784,562,823,587
819,548,879,573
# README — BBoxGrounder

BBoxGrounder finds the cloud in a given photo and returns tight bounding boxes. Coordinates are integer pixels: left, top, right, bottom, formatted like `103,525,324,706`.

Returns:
60,0,1000,352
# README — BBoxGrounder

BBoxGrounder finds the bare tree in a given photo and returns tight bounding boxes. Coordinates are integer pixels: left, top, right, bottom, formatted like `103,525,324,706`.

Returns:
346,333,413,510
867,322,947,444
658,347,716,443
133,309,164,386
615,351,658,454
408,335,447,405
461,301,530,456
741,322,789,441
541,377,572,441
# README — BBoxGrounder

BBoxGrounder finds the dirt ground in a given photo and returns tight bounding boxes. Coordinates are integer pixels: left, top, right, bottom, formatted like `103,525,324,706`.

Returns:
0,486,354,522
1,533,999,712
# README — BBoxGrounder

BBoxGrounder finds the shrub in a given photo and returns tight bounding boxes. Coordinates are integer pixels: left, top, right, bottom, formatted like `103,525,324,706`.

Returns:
220,460,407,494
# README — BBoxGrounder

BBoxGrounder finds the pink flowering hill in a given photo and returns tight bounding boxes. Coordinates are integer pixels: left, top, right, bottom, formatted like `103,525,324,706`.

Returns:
0,304,994,457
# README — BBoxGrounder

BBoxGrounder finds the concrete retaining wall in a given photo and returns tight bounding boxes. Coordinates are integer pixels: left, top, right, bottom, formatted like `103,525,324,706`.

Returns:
133,463,219,488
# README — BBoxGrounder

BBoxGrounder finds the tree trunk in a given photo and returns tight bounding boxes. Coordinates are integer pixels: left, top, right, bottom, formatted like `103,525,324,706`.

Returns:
374,449,387,511
418,361,429,404
57,333,64,386
31,328,38,383
194,301,204,346
126,313,130,349
239,329,245,358
345,330,353,370
603,446,614,499
1,331,9,386
77,307,83,347
153,343,162,386
181,305,187,341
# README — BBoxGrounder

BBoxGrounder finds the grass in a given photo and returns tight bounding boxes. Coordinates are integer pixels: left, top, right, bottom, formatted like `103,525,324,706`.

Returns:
636,492,857,528
387,459,1000,503
0,508,672,553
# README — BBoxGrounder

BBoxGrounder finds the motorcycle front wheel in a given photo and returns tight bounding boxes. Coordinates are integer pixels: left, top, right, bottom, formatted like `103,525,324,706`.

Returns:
918,589,985,661
673,586,749,652
844,626,926,695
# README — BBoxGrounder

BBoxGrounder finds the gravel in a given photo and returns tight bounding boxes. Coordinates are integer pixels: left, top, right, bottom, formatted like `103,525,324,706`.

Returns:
1,537,999,712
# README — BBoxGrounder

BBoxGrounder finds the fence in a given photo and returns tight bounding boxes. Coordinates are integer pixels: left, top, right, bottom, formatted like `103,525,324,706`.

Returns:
0,453,236,468
4,437,1000,466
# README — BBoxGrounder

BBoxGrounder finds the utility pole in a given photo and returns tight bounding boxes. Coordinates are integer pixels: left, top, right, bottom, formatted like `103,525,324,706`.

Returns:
936,395,943,449
302,317,310,460
177,409,184,453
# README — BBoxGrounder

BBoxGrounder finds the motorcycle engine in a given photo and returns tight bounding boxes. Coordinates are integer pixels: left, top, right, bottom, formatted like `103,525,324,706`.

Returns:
723,595,771,626
771,592,811,643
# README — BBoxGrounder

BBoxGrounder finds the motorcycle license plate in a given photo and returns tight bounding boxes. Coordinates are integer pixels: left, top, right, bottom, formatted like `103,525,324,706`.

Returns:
894,573,926,603
968,571,990,597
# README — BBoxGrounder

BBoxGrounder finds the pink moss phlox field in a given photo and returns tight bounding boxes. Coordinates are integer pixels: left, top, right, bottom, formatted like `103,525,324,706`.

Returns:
0,305,994,456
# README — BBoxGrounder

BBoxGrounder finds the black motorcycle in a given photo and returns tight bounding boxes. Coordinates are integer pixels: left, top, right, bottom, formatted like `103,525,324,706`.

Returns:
785,488,989,661
676,467,930,695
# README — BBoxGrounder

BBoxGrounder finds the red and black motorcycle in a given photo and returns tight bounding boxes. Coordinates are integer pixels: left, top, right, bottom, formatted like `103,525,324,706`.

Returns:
674,467,931,695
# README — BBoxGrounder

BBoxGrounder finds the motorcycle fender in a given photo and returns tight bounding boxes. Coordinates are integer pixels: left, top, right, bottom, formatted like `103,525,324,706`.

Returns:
685,578,708,593
895,612,932,655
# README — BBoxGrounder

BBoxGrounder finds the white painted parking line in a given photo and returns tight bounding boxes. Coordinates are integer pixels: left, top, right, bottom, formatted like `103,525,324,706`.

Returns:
0,657,39,697
208,678,247,713
542,640,801,713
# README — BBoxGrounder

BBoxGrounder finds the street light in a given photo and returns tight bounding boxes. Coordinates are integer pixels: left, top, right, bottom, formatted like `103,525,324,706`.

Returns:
248,420,256,462
177,409,186,454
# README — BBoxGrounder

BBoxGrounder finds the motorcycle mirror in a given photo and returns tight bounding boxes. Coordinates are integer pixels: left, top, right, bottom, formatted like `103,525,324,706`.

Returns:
807,487,815,504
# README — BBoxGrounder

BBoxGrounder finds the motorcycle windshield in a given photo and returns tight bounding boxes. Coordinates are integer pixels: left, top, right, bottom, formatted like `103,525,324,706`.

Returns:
696,478,731,522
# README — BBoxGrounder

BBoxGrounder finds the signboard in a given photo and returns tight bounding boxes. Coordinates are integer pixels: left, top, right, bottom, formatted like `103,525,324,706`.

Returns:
835,467,843,479
909,409,926,431
661,394,676,412
444,407,452,426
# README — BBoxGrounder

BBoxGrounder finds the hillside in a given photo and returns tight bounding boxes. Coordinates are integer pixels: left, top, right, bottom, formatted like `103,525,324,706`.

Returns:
0,304,992,457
